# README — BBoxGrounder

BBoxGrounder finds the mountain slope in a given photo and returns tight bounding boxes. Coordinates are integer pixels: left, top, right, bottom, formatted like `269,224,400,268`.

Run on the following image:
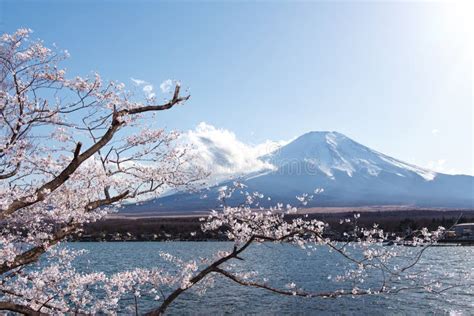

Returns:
124,131,474,213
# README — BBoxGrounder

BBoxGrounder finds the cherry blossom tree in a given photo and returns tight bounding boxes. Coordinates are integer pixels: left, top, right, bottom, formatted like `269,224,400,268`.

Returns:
1,29,470,315
0,28,205,314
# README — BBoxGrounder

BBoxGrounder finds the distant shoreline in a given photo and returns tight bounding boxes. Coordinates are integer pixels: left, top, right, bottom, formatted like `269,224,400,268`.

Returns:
113,206,474,219
75,208,474,242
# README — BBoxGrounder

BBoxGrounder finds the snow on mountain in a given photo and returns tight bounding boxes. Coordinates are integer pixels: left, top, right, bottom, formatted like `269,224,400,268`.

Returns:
124,131,474,213
261,131,437,181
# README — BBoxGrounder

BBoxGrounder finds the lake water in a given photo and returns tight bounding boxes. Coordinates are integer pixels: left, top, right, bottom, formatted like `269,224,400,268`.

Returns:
68,242,473,315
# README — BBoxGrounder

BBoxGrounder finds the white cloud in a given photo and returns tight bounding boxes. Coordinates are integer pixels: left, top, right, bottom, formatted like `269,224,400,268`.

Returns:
142,84,153,93
142,84,155,98
160,79,173,93
131,77,146,86
431,129,439,136
181,122,288,184
253,139,289,157
130,78,156,98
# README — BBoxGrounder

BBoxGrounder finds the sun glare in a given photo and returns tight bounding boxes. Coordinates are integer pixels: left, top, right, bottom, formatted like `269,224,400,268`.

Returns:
442,0,474,34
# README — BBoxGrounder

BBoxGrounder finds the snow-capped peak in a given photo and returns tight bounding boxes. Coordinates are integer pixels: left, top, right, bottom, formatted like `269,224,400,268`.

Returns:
264,131,437,181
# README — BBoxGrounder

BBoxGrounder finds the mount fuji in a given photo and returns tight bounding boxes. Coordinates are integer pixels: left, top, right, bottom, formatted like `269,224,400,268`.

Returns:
124,131,474,213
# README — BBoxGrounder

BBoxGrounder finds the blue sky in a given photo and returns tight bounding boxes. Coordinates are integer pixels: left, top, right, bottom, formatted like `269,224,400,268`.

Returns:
2,0,473,175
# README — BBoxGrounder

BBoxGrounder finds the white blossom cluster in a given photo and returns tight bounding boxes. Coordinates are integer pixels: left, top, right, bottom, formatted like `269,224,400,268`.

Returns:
0,29,205,314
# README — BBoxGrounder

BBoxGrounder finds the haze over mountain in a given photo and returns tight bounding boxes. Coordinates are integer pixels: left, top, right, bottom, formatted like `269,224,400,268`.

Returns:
124,131,474,213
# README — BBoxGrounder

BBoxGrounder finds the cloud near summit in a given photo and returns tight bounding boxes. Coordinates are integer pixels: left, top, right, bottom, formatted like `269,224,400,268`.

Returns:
181,122,288,184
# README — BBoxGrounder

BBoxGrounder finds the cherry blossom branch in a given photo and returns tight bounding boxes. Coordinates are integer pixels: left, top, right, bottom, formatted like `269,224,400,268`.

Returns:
0,301,45,316
0,190,129,275
212,267,372,298
0,85,187,219
145,236,257,315
143,184,453,315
